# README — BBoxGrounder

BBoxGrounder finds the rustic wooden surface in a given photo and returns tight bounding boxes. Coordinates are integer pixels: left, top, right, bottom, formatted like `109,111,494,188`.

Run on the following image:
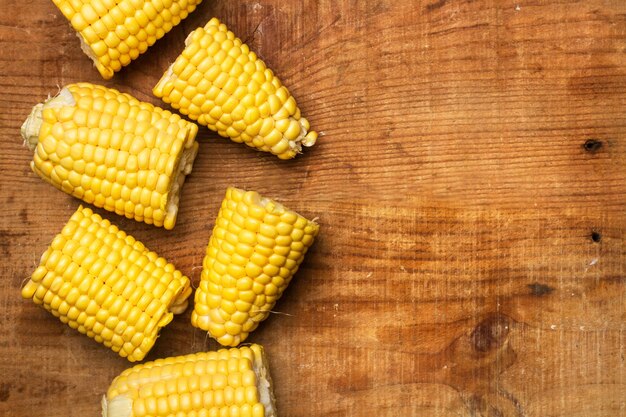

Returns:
1,0,625,416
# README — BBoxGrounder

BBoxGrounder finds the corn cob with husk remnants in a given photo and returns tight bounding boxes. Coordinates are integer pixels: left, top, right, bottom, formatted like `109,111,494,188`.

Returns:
52,0,203,79
153,17,317,159
21,83,199,230
102,344,276,417
191,187,319,346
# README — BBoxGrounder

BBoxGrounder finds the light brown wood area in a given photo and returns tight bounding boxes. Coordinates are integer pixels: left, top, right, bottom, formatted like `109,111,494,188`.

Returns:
1,0,625,416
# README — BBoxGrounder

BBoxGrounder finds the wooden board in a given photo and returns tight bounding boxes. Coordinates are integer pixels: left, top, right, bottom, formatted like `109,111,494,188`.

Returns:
0,0,624,416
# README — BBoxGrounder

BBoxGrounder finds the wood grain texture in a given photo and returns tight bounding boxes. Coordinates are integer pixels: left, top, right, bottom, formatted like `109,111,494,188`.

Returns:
1,0,625,416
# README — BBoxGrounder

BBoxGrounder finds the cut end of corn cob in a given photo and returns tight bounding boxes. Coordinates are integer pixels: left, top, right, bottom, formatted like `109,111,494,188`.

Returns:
52,0,203,79
21,88,76,151
77,31,112,79
191,187,319,346
21,205,191,361
153,17,317,159
21,83,199,229
102,344,277,417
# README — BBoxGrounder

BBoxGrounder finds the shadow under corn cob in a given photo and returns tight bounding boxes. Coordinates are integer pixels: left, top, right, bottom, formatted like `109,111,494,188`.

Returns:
21,83,199,230
53,0,204,79
153,17,317,159
21,206,192,362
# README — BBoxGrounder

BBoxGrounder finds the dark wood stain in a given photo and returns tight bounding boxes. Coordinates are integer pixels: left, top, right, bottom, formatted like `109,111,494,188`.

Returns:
527,282,555,297
467,394,506,417
19,208,28,224
0,230,27,256
426,0,447,11
0,384,9,402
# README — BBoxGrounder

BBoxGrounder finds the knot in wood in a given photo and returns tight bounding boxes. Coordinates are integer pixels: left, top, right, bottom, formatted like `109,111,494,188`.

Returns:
471,314,511,353
583,139,603,153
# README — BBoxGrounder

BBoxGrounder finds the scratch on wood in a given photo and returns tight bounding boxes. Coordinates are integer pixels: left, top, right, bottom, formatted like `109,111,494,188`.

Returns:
243,17,268,45
429,22,490,37
497,386,528,417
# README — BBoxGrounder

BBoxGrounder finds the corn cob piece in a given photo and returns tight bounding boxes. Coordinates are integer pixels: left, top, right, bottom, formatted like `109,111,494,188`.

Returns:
103,344,277,417
153,17,317,160
192,187,319,346
21,83,199,230
21,205,192,362
52,0,203,79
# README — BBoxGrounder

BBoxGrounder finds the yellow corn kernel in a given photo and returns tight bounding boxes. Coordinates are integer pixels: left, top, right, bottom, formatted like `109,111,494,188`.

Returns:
191,187,319,346
102,344,277,417
21,206,192,362
52,0,203,79
153,17,317,159
21,83,199,230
